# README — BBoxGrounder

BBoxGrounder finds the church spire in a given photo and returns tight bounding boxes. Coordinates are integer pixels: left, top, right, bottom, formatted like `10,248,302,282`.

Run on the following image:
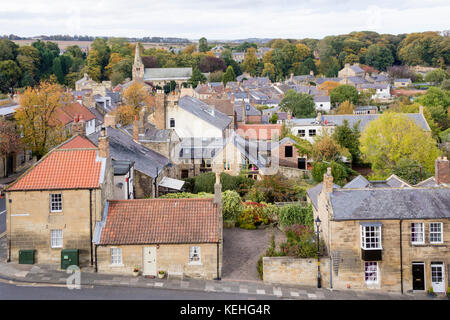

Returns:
132,42,144,81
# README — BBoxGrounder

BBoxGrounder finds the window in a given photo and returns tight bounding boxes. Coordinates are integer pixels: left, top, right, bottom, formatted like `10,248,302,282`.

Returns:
284,146,293,157
224,162,231,170
111,248,122,265
364,262,378,284
50,194,62,212
411,223,424,244
189,246,201,264
361,224,382,249
170,118,175,128
297,129,305,137
308,129,316,136
50,230,63,248
430,223,443,244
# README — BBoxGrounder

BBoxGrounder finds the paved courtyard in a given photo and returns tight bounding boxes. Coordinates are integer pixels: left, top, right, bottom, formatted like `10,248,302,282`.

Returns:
222,226,286,281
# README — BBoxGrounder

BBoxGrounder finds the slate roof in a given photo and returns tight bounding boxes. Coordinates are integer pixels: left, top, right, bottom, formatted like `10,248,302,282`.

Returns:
315,77,342,85
350,64,365,73
314,95,330,103
178,96,232,130
96,198,219,245
235,102,261,121
112,159,134,176
200,98,234,116
306,182,341,210
88,127,169,178
0,104,19,117
7,138,103,191
343,175,371,189
330,188,450,220
144,67,192,80
123,123,172,142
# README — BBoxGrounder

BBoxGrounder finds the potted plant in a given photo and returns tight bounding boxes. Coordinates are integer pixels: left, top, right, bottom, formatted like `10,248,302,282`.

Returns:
427,286,436,297
133,266,139,277
158,270,165,279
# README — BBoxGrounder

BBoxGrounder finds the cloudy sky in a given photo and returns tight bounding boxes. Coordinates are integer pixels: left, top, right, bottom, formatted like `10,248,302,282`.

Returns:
1,0,449,40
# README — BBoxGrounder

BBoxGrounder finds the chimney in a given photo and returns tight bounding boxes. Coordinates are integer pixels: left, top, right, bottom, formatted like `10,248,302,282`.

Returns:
419,105,424,115
241,103,246,124
72,114,86,137
322,167,334,193
316,112,322,122
214,172,222,207
154,90,166,130
133,115,139,141
290,73,294,82
435,156,449,185
104,113,116,128
213,171,223,280
138,107,147,134
310,70,314,77
98,127,110,158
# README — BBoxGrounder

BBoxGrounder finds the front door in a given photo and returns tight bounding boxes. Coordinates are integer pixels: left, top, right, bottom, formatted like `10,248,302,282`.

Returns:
143,247,157,276
412,263,425,291
431,263,445,293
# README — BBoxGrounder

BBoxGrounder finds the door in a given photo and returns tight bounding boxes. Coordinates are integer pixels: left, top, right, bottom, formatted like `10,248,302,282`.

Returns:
143,247,157,276
298,158,306,170
431,263,445,293
412,263,425,291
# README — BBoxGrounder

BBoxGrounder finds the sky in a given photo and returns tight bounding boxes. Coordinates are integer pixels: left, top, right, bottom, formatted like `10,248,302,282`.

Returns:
1,0,449,40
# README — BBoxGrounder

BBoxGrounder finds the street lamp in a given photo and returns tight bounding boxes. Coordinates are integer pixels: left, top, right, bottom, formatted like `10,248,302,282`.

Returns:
315,216,322,288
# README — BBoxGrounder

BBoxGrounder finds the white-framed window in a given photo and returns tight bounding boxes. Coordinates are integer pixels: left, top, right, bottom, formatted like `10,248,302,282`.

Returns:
50,193,62,212
189,246,201,264
224,162,231,170
360,224,382,250
50,230,63,248
411,223,425,244
364,262,378,284
110,248,122,265
308,129,316,136
429,222,443,244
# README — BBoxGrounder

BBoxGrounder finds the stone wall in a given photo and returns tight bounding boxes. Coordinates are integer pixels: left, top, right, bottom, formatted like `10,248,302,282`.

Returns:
278,166,310,179
263,257,330,287
96,243,221,280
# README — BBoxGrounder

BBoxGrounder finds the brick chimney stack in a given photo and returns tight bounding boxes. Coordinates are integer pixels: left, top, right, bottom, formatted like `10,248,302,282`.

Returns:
154,90,166,130
322,167,334,193
133,115,139,141
435,156,449,185
213,171,223,280
98,127,110,158
72,114,86,137
104,113,116,128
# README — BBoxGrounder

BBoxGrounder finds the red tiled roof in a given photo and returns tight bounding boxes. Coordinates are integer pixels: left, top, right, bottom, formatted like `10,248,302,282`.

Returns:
54,102,96,126
99,199,219,245
8,149,102,191
236,124,282,140
59,135,97,149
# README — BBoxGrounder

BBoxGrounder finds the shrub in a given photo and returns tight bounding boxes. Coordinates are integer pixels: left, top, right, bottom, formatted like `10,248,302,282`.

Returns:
280,224,317,258
257,233,284,279
278,203,314,229
260,202,279,223
190,172,254,195
245,174,299,203
222,190,242,221
159,192,213,199
312,161,348,186
237,202,269,229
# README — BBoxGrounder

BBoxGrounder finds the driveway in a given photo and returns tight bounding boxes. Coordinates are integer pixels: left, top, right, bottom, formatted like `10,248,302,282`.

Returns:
222,226,285,281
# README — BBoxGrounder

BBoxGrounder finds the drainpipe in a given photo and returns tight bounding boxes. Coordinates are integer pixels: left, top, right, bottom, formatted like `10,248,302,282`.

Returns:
94,244,98,272
330,256,333,289
400,219,403,294
89,189,93,266
215,242,221,280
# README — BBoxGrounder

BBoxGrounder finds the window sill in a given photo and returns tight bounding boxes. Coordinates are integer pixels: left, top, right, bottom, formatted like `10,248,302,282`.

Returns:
188,262,202,266
51,247,63,249
109,264,124,267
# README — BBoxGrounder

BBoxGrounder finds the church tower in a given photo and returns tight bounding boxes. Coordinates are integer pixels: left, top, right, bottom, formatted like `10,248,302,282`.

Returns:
132,43,145,81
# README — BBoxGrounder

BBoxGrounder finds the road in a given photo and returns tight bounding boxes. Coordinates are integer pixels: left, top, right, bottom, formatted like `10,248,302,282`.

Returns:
0,197,5,235
0,281,276,300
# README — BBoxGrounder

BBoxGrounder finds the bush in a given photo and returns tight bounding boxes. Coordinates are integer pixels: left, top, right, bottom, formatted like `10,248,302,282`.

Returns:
278,203,313,229
279,224,321,258
222,190,242,221
257,233,284,279
312,161,348,186
237,202,269,230
261,202,279,223
245,174,300,203
159,192,213,199
190,172,254,195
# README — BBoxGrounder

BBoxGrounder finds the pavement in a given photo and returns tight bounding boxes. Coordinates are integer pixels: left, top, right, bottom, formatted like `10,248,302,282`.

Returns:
0,236,443,300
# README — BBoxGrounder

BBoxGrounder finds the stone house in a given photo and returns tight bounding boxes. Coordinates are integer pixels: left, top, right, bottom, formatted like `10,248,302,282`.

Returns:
5,130,114,267
307,159,450,293
338,63,365,79
93,173,223,280
394,78,412,88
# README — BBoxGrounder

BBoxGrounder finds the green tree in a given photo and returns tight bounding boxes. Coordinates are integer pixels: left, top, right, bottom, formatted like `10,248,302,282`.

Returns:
417,87,450,130
279,90,316,118
311,161,349,186
318,56,339,77
442,79,450,91
188,67,207,88
0,60,21,93
198,37,208,52
269,113,278,124
360,113,440,175
330,85,359,106
311,133,350,162
425,69,448,85
392,158,431,185
364,44,394,71
222,65,236,85
333,119,361,164
222,190,242,222
52,57,64,84
243,47,258,76
0,39,18,61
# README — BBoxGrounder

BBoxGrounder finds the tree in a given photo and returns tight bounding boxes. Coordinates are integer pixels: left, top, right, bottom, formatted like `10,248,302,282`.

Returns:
0,39,18,61
311,133,350,162
425,69,448,85
222,190,242,222
269,113,278,124
417,87,450,130
0,60,21,93
311,161,349,186
392,158,431,185
198,56,226,73
242,47,258,76
318,56,339,77
333,119,361,164
336,100,355,114
90,38,111,80
330,85,359,106
279,90,316,118
0,119,21,176
122,81,152,109
262,63,276,82
198,37,208,53
222,65,236,85
14,82,71,159
442,79,450,91
188,68,207,88
209,70,223,83
364,44,394,71
360,113,440,175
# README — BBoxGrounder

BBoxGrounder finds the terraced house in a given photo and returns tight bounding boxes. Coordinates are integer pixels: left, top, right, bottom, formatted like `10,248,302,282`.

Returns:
307,157,450,293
